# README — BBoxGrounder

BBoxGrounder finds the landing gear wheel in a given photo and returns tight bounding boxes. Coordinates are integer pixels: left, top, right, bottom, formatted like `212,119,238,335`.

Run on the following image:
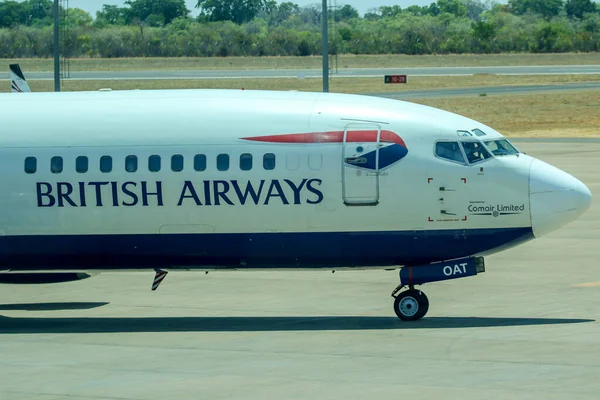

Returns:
393,290,429,321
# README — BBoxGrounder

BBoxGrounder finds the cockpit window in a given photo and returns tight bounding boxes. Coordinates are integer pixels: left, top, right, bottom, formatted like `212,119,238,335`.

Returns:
483,139,519,156
457,130,472,137
472,128,487,137
435,141,466,164
461,141,491,164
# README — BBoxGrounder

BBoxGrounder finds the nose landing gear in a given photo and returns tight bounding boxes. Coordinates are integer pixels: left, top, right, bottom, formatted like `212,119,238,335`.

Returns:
391,257,485,321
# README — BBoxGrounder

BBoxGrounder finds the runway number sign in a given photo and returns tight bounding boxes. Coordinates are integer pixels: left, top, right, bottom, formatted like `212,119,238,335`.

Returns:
384,75,407,84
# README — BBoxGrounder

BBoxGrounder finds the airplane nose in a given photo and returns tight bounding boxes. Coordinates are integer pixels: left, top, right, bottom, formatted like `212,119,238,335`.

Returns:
530,159,592,237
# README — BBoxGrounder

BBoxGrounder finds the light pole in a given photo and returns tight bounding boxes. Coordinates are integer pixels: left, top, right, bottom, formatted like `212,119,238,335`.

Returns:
53,0,60,92
321,0,328,93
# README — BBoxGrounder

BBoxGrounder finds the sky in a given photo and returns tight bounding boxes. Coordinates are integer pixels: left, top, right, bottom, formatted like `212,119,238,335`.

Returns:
72,0,434,18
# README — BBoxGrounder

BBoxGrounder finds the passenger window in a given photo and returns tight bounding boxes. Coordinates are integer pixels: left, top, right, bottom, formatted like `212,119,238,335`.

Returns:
435,142,466,164
100,156,112,173
76,156,88,173
51,156,63,173
308,153,322,170
149,155,161,172
263,153,276,170
217,154,229,171
240,153,252,171
462,141,491,164
171,154,184,172
125,155,138,172
194,154,206,171
24,157,37,174
286,153,299,171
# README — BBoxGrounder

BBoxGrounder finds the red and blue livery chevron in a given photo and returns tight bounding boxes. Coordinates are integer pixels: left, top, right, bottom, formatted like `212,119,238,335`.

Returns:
242,130,408,171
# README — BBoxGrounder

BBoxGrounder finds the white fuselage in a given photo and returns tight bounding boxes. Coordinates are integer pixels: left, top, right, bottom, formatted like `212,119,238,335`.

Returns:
0,89,591,271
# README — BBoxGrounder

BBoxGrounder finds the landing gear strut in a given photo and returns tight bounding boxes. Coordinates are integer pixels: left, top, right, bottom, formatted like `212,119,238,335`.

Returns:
390,256,485,321
391,285,429,321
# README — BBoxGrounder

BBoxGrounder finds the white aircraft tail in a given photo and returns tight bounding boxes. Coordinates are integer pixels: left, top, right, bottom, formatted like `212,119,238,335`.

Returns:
10,64,31,93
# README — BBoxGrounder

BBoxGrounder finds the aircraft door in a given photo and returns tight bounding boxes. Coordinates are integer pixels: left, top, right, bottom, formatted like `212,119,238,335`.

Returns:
342,123,381,206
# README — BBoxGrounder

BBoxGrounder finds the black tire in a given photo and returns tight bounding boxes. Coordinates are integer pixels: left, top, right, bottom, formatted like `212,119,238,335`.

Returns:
393,290,429,321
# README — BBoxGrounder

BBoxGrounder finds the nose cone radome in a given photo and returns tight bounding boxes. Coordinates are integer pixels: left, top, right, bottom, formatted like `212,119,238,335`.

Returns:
530,159,592,237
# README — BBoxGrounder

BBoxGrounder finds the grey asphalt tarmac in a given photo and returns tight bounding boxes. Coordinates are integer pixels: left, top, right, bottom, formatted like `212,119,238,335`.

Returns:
3,65,600,98
368,81,600,99
2,64,600,80
0,142,599,400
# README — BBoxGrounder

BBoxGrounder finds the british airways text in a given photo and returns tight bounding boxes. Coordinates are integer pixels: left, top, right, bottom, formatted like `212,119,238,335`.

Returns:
36,179,324,207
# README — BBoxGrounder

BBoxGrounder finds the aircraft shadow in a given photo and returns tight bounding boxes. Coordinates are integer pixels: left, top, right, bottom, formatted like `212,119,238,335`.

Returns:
0,316,593,334
0,302,109,311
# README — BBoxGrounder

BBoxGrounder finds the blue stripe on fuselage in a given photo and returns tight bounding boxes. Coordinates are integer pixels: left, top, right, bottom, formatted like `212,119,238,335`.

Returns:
0,228,533,270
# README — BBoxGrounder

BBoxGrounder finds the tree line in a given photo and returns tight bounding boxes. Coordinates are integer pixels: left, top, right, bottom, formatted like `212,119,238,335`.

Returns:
0,0,599,58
